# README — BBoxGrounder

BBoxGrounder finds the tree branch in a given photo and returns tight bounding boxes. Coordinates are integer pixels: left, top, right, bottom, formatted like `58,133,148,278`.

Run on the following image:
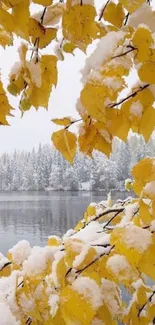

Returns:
75,245,115,278
112,46,137,60
138,291,155,317
93,207,124,223
98,0,111,21
109,84,149,108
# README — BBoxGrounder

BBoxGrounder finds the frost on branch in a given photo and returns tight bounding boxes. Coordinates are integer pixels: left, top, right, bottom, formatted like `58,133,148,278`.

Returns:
0,157,155,324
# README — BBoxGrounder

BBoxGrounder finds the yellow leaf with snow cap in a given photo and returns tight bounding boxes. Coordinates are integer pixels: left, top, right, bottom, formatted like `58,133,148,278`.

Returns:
60,278,101,325
120,0,145,13
26,55,57,108
52,129,77,163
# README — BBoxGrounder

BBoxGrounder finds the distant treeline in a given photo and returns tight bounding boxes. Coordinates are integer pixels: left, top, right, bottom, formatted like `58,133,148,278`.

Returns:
0,134,154,191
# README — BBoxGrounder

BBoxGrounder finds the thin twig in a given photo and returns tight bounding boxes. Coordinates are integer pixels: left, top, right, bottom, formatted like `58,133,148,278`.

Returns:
112,46,137,59
93,207,124,223
98,0,111,21
124,12,129,25
65,118,82,130
109,84,149,108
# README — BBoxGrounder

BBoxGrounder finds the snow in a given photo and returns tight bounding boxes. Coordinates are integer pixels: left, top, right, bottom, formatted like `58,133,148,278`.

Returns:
144,181,155,197
72,277,102,309
91,319,104,325
82,31,126,75
9,62,22,79
101,279,121,317
26,60,42,88
73,245,90,268
0,253,10,270
130,101,143,118
150,220,155,232
107,254,137,281
48,294,59,317
9,240,31,265
119,201,139,224
128,4,155,32
72,221,103,242
23,246,54,276
0,303,19,325
104,77,124,90
49,251,65,287
122,225,152,252
19,292,35,313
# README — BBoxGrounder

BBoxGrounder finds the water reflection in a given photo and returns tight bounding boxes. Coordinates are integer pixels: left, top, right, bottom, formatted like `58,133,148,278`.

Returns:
0,190,130,255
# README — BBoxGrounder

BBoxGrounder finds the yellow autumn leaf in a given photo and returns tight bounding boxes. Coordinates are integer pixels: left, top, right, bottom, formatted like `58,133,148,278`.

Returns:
12,0,29,40
78,124,97,156
20,97,31,111
119,0,145,14
63,42,76,54
62,4,98,48
132,27,153,49
138,61,155,84
26,55,57,108
52,129,77,163
33,0,52,6
0,28,13,47
132,157,155,186
139,105,155,141
28,18,45,38
103,2,125,28
80,83,107,122
8,70,25,96
38,28,57,49
132,26,153,62
94,133,112,157
106,108,131,142
60,283,96,325
52,117,73,127
0,7,15,33
139,199,152,226
0,81,13,125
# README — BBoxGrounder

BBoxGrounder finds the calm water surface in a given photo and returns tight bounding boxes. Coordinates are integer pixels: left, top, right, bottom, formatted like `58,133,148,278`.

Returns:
0,190,130,255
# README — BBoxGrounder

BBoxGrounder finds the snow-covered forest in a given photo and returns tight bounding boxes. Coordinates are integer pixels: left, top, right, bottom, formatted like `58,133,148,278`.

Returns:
0,134,155,191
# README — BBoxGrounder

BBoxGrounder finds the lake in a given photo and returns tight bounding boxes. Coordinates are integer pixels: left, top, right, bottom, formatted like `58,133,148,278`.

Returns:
0,190,132,255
